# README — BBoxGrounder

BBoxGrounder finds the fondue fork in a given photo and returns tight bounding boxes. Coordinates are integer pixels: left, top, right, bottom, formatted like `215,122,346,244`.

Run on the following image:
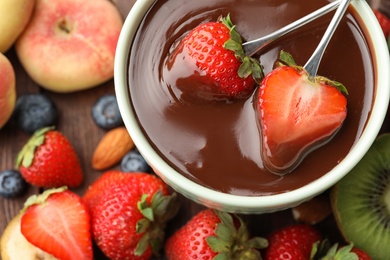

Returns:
303,0,352,78
242,0,344,56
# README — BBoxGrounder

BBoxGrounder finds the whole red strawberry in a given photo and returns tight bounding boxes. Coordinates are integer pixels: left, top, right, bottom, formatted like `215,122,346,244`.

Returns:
165,209,268,260
263,224,322,260
86,172,179,260
165,14,263,102
15,126,83,187
257,51,347,174
373,9,390,39
20,187,93,260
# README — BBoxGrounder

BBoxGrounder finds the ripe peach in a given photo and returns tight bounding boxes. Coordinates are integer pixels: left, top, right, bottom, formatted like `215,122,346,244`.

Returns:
0,0,35,53
15,0,123,93
0,52,16,129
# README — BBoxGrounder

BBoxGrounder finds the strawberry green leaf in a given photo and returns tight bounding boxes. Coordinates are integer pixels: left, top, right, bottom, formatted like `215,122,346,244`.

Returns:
138,194,154,221
22,186,67,212
207,236,232,253
277,50,348,95
246,237,268,249
206,210,267,259
311,241,359,260
136,218,151,234
316,76,349,95
213,252,230,260
135,191,179,257
221,14,264,82
15,126,55,168
279,50,298,66
135,232,150,256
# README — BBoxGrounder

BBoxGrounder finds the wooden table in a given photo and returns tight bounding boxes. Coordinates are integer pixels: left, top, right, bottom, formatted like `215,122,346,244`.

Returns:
1,0,388,259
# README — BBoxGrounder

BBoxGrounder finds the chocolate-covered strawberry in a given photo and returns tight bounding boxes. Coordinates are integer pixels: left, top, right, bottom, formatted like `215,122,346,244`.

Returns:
256,51,348,174
165,15,263,102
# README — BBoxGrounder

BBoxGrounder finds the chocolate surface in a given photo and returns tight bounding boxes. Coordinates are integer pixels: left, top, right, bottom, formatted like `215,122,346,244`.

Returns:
128,0,375,196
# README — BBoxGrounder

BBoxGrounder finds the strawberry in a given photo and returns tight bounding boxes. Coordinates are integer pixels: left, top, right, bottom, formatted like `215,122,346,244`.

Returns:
350,247,372,260
166,14,263,101
263,224,322,260
15,126,83,187
311,241,372,260
87,172,179,260
165,209,268,259
82,169,125,211
20,187,93,260
373,9,390,39
256,51,348,174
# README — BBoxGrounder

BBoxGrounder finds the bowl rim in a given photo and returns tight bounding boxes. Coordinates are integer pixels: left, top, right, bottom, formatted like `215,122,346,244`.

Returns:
114,0,390,213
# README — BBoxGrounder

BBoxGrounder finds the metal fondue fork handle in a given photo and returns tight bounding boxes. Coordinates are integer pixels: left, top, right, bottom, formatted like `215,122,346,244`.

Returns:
242,0,343,56
303,0,352,78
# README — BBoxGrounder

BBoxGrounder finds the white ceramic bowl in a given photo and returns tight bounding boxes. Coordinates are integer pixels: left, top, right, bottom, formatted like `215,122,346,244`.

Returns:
115,0,390,213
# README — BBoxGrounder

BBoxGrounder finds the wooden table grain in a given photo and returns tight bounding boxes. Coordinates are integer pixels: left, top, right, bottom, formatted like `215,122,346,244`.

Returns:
0,0,388,259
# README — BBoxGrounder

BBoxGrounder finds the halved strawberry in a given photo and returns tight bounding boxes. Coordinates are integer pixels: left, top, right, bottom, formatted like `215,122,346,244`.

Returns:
256,51,347,174
20,187,93,260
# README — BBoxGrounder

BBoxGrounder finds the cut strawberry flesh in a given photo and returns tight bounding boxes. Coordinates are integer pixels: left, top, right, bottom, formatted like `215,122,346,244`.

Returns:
21,190,93,260
257,66,347,174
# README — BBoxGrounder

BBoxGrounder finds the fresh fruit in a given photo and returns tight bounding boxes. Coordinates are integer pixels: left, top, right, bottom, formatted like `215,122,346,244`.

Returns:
311,241,372,260
15,0,123,92
331,134,390,260
165,209,268,259
165,14,263,101
350,247,372,260
263,224,322,260
256,51,348,174
92,94,123,130
15,126,83,188
0,169,28,198
373,9,390,39
13,93,57,134
121,149,151,173
0,52,16,129
0,212,56,260
0,0,35,53
20,187,93,260
87,172,178,260
91,126,134,170
82,170,127,210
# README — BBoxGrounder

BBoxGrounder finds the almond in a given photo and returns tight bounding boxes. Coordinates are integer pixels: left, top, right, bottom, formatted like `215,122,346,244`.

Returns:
92,127,134,170
291,193,332,225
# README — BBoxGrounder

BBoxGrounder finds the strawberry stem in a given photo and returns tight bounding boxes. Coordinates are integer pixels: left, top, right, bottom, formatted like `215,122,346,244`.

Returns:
221,14,264,83
22,186,68,212
135,191,179,257
206,210,268,259
278,50,348,95
15,126,55,168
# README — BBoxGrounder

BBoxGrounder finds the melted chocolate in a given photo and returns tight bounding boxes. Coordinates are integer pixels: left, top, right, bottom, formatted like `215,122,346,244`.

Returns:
128,0,375,196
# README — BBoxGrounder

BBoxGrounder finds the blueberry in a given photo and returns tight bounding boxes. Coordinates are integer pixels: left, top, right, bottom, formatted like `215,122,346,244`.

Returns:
91,94,123,130
121,150,151,173
0,170,28,198
13,93,57,134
